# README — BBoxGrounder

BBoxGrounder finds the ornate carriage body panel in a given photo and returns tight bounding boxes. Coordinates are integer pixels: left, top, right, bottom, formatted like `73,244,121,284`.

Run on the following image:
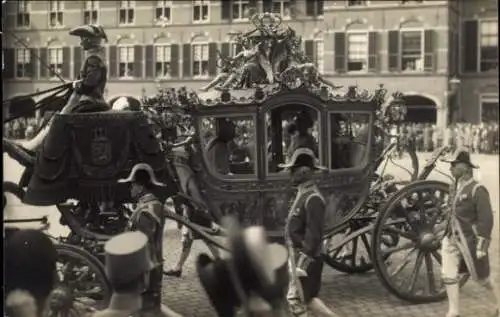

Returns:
188,88,379,236
24,111,168,206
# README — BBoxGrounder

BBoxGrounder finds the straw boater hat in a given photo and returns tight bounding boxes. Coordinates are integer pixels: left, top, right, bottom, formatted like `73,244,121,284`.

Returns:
441,147,478,169
104,231,156,284
69,24,108,42
278,147,326,170
196,226,288,315
118,163,166,186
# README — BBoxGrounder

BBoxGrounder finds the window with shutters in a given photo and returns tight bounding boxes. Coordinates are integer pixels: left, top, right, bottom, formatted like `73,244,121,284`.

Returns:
16,1,30,28
479,20,498,72
232,0,249,20
400,30,423,72
480,94,499,123
119,46,135,78
306,0,323,17
84,1,99,25
48,47,63,79
15,49,31,78
155,45,171,78
347,33,368,72
119,0,135,25
271,0,291,19
193,0,209,23
347,0,367,6
49,1,64,28
192,43,209,77
156,0,172,25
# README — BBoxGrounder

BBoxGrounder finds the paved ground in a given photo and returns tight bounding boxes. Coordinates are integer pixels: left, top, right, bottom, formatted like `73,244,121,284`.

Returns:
4,152,499,317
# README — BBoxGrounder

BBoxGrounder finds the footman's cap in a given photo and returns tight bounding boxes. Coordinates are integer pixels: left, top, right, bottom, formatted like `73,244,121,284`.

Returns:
441,147,478,169
104,231,156,284
69,24,108,42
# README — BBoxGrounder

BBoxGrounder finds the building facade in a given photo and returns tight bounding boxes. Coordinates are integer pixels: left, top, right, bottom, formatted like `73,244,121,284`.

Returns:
2,0,498,125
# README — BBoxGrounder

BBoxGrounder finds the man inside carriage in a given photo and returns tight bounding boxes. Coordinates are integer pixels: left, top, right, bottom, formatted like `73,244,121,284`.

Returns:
24,24,110,152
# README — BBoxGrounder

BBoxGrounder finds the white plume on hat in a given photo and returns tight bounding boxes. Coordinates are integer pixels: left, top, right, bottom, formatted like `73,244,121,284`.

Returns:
112,97,130,111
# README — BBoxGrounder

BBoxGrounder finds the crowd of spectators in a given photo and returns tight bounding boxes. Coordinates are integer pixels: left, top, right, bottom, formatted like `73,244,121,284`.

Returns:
5,116,499,155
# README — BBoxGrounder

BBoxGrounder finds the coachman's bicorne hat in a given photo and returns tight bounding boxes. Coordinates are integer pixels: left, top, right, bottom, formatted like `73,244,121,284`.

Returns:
69,24,108,42
278,147,326,170
441,147,478,169
104,231,156,284
118,163,166,186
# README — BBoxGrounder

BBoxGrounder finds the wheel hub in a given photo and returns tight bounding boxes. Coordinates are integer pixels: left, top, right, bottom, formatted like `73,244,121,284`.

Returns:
418,232,439,250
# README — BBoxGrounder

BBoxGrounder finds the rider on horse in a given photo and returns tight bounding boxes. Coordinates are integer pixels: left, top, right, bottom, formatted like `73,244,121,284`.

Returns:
24,24,110,152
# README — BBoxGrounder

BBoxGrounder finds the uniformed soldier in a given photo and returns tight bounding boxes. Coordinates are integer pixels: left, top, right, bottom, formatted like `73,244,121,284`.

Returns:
92,231,155,317
118,163,182,317
440,147,500,317
279,148,341,317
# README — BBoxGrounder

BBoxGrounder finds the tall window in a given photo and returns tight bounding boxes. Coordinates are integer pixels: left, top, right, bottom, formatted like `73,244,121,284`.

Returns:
48,48,63,78
155,45,171,78
347,33,368,72
272,0,291,19
232,0,249,20
480,95,499,123
119,0,135,25
156,0,172,24
401,30,423,71
16,49,31,78
49,1,64,27
119,46,135,78
16,1,30,28
315,39,324,73
347,0,367,6
193,0,209,23
192,43,209,77
400,0,423,3
479,20,498,72
306,0,323,17
84,1,99,25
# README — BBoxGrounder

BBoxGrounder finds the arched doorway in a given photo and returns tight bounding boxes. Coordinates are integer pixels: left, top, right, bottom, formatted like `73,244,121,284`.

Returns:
108,96,141,111
402,95,437,123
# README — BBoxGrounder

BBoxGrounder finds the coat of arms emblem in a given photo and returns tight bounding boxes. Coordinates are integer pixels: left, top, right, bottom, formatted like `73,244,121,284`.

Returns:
91,127,112,166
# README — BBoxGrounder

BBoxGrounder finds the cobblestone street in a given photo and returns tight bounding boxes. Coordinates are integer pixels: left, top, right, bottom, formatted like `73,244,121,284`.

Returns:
4,153,499,317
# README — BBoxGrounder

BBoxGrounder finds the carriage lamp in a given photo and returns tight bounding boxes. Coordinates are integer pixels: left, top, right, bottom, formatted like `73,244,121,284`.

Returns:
254,86,265,102
387,92,407,123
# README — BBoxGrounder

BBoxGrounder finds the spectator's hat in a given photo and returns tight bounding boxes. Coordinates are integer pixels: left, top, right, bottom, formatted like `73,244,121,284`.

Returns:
196,218,289,316
69,24,108,42
104,231,156,284
118,163,166,186
278,147,326,170
441,147,478,169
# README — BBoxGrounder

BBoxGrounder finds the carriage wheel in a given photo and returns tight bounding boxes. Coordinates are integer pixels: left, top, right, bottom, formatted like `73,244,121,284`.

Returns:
323,217,375,274
371,180,469,303
48,243,111,317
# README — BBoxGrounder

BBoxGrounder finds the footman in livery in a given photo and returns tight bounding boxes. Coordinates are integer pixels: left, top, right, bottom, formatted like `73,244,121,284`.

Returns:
281,148,341,317
118,163,182,317
440,147,500,317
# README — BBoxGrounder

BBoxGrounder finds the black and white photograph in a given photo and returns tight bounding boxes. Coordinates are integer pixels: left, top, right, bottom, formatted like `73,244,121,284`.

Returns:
2,1,499,317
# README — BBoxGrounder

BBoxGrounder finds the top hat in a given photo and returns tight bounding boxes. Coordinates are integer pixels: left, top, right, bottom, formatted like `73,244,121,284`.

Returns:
118,163,166,186
278,147,326,170
104,231,156,284
196,225,288,317
69,24,108,42
441,147,478,169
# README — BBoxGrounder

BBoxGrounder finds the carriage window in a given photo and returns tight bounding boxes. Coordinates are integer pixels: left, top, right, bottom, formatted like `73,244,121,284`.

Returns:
329,112,371,170
200,115,256,177
265,107,321,174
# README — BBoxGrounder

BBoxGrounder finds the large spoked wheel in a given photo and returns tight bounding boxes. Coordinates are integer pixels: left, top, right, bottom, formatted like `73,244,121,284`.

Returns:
48,243,111,317
323,216,375,274
371,180,469,303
